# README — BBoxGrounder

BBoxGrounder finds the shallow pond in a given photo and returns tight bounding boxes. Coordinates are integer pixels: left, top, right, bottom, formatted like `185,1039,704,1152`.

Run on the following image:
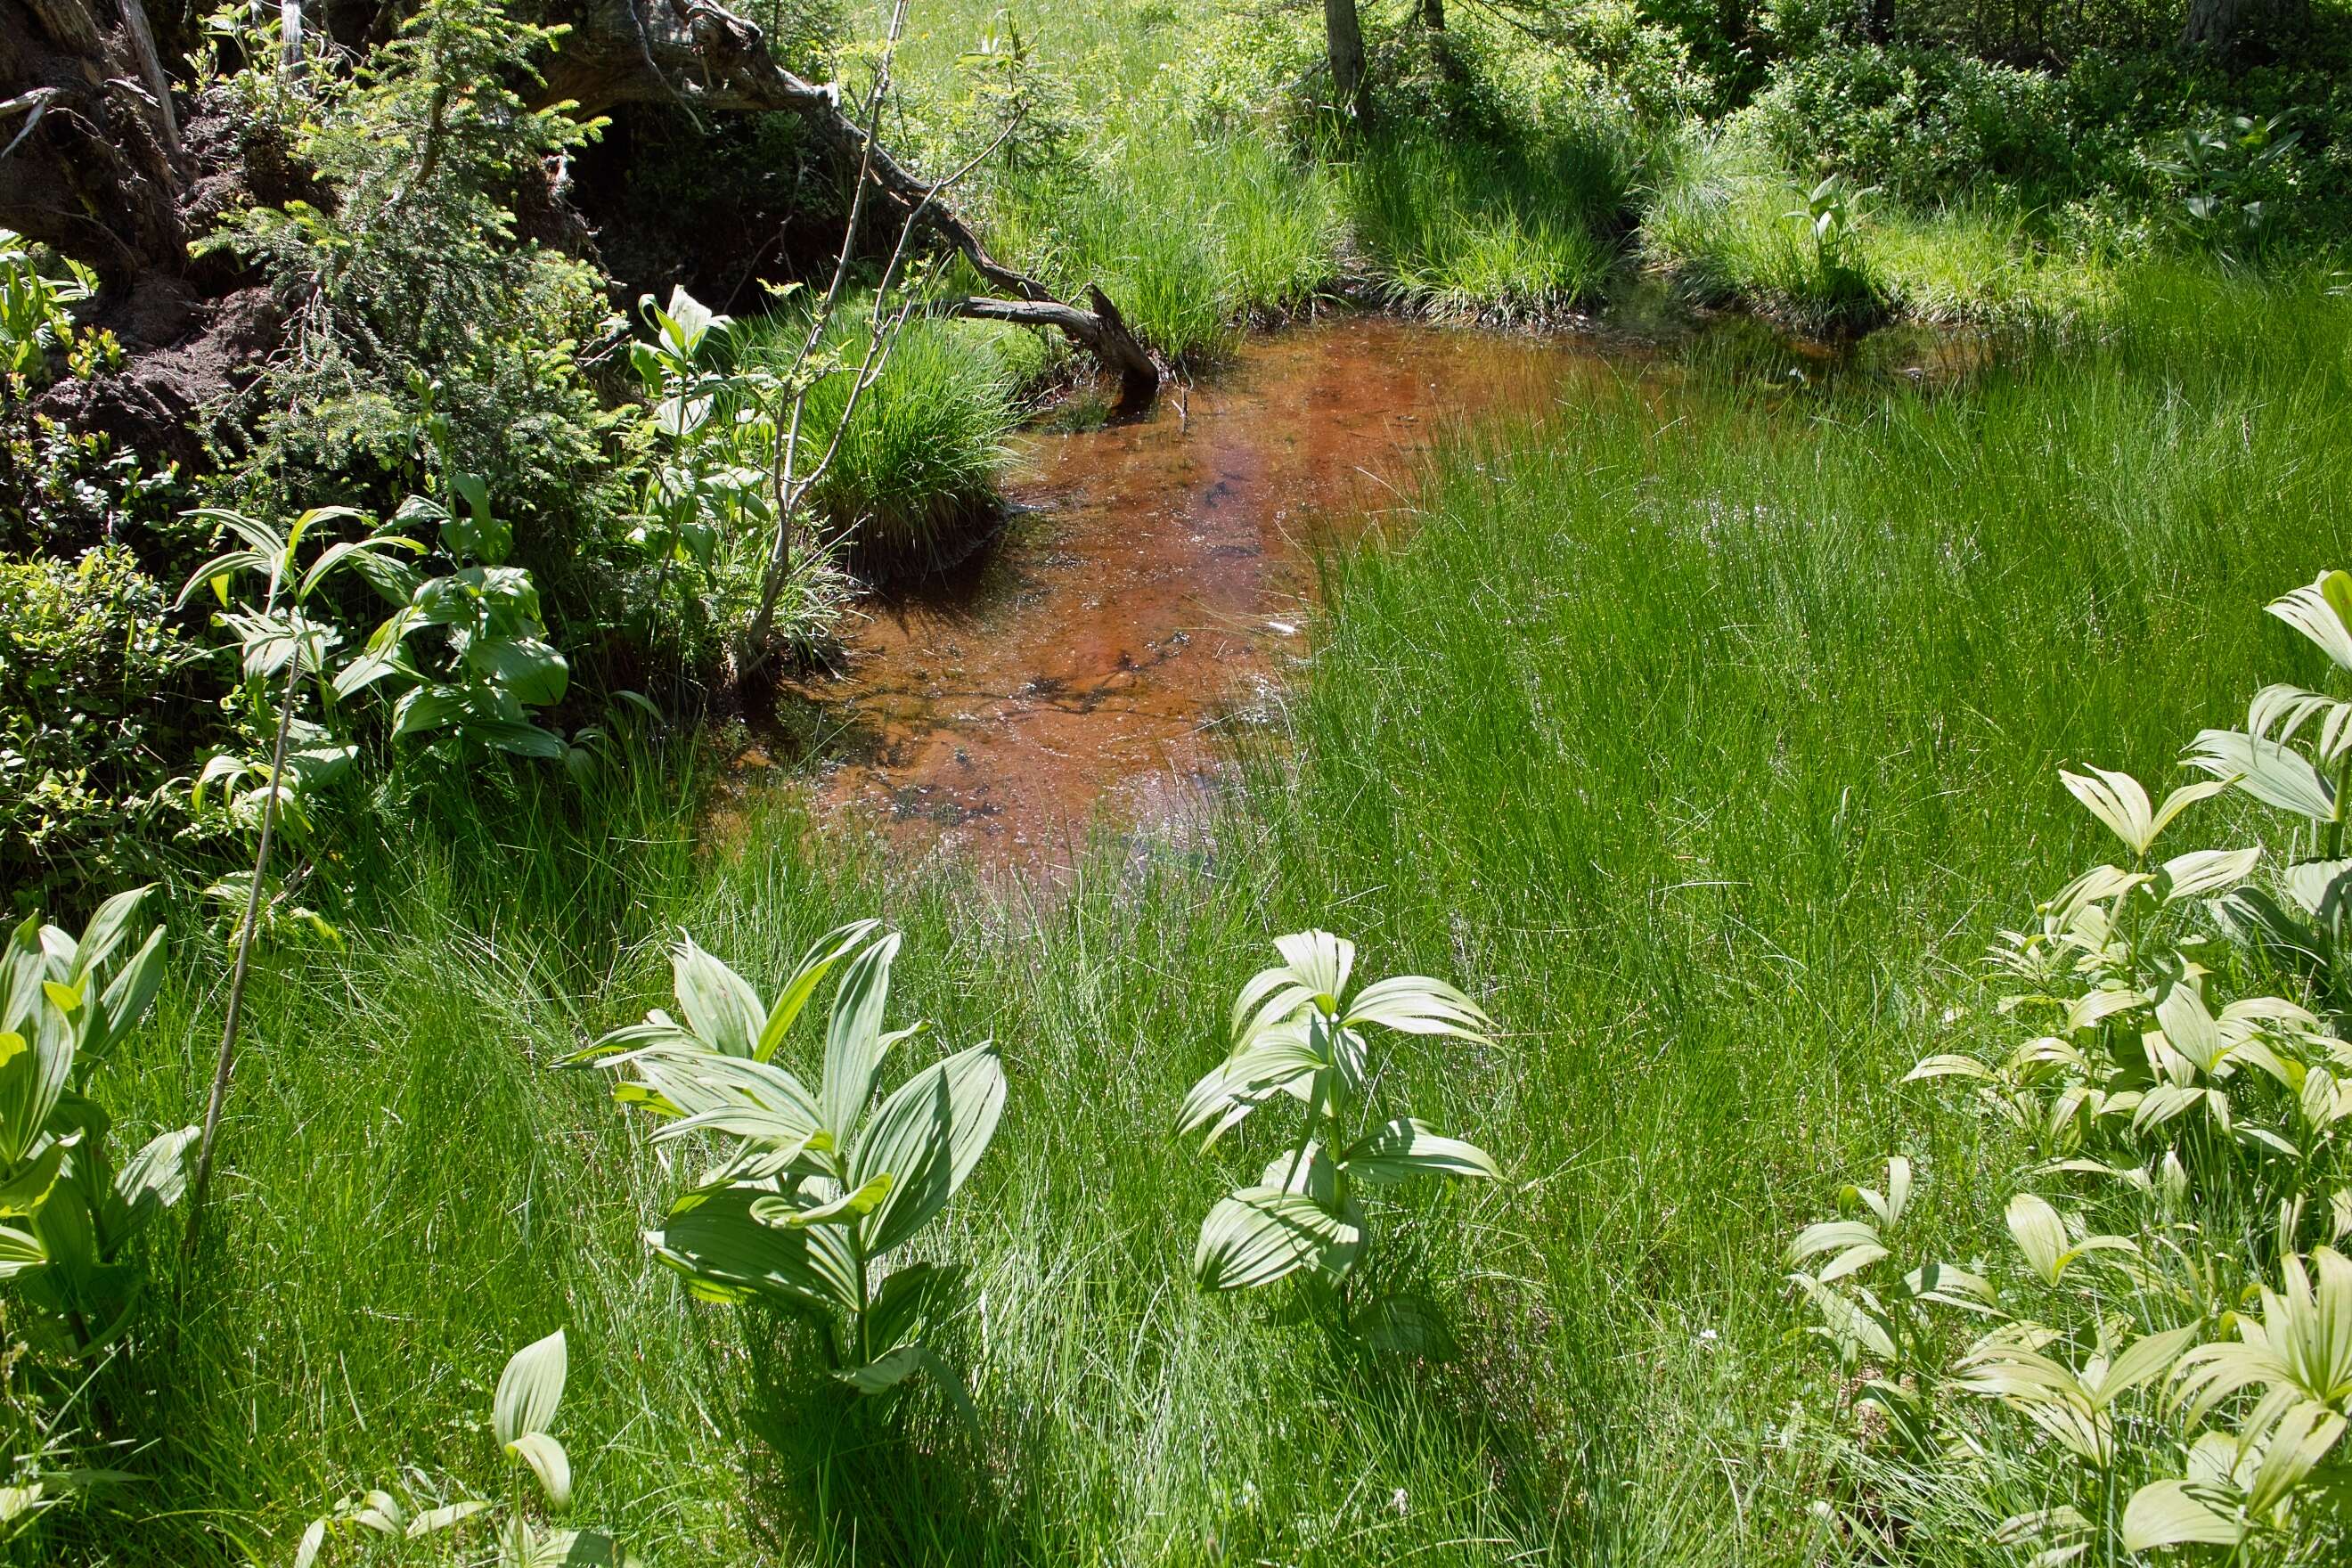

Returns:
755,313,1965,868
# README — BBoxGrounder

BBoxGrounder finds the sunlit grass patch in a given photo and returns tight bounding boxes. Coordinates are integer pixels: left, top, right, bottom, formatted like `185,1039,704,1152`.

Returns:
1339,132,1626,323
987,127,1345,360
1641,129,1889,332
736,308,1025,574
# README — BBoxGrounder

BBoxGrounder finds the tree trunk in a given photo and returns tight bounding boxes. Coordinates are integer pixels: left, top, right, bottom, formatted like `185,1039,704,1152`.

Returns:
0,0,188,285
1419,0,1442,29
2182,0,2305,53
1323,0,1367,124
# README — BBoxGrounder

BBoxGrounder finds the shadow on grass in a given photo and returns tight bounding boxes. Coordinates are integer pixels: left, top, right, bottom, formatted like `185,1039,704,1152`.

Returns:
731,1317,1017,1567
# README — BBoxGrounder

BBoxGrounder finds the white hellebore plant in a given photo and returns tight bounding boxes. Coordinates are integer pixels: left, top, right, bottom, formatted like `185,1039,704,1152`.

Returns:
578,920,1006,1404
294,1328,621,1567
1180,931,1499,1318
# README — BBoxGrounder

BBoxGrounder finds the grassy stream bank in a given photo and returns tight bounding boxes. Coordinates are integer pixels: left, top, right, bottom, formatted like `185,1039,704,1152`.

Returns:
69,269,2352,1564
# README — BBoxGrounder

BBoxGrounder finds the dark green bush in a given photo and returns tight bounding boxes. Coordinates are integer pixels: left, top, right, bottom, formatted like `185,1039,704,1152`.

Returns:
1746,40,2352,251
200,0,639,649
0,546,192,901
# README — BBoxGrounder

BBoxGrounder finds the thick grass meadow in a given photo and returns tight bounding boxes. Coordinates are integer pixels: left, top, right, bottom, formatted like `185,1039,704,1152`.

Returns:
61,269,2350,1565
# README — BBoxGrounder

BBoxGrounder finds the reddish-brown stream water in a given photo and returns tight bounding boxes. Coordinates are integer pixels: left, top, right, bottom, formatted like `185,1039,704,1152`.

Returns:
749,314,1967,868
755,317,1629,867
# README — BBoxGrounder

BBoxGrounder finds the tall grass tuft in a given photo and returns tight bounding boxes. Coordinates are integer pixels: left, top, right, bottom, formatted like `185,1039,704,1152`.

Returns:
1339,119,1641,323
987,129,1343,361
1642,128,1888,331
737,309,1025,575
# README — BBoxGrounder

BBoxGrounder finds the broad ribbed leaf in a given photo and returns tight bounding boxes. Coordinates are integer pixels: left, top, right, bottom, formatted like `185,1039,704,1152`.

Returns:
2120,1480,2243,1550
822,933,902,1141
509,1432,572,1511
1193,1186,1361,1290
2100,1325,2201,1407
672,935,764,1058
1177,1028,1323,1138
1907,1053,1996,1082
649,1105,818,1153
2190,729,2336,821
651,1185,860,1314
2007,1193,2070,1283
757,920,884,1060
868,1262,958,1358
2160,846,2262,902
0,1224,45,1278
2157,981,2222,1072
1229,967,1314,1042
839,1344,925,1393
1791,1219,1882,1263
2061,766,2156,854
67,886,150,984
1342,1117,1499,1184
853,1041,1005,1257
0,1144,63,1218
113,1125,195,1230
1343,976,1491,1041
0,988,72,1168
632,1049,821,1139
494,1329,566,1445
1,915,40,1036
756,1172,890,1228
406,1500,490,1539
502,1522,624,1567
1259,1140,1338,1205
469,636,568,706
1273,930,1355,1006
92,925,165,1059
2270,570,2352,673
406,1504,489,1541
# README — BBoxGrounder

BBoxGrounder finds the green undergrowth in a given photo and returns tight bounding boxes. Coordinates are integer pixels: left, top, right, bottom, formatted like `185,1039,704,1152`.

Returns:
56,270,2351,1565
1337,126,1637,323
1642,129,2122,332
736,308,1033,572
983,129,1345,362
866,0,2273,346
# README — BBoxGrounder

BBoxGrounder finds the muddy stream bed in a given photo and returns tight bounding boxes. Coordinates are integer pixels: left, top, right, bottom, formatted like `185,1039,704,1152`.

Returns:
740,314,1960,870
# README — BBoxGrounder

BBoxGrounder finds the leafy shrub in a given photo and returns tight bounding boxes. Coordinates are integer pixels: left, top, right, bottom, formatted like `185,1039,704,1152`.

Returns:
0,888,190,1551
0,233,107,394
0,549,192,899
294,1328,622,1567
200,0,634,646
580,921,1006,1404
1492,0,1723,128
1180,931,1498,1341
174,495,586,903
0,887,193,1356
1788,571,2352,1561
1745,42,2352,255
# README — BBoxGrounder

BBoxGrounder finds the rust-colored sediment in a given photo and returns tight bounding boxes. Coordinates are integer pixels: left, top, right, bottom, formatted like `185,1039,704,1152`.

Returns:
753,317,1630,869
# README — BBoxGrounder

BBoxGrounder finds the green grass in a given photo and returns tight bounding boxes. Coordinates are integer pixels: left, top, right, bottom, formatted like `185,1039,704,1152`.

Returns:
870,0,2138,342
47,268,2352,1564
737,309,1027,572
984,131,1343,361
1338,124,1637,323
